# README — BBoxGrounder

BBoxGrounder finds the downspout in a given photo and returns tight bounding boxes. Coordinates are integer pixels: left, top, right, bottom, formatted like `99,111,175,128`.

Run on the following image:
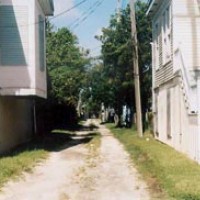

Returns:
151,42,156,136
196,71,200,163
33,100,37,136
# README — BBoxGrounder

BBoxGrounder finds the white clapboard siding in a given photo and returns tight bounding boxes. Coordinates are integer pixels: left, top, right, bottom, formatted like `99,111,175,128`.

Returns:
149,0,199,163
155,61,173,87
152,0,173,87
173,0,200,69
0,0,54,98
0,6,29,66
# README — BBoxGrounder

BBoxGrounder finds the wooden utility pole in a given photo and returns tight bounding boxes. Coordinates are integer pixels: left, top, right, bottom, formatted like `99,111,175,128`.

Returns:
129,0,143,136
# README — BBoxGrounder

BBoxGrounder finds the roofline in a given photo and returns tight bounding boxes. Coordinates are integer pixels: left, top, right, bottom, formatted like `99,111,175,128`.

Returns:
147,0,153,7
38,0,54,16
146,0,161,16
49,0,54,13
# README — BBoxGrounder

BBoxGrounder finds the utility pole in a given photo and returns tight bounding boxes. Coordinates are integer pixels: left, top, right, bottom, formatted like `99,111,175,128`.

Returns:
129,0,143,136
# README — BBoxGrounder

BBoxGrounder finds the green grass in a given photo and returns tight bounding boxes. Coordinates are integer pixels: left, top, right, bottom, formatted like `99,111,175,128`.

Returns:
0,148,48,189
0,130,76,189
107,124,200,200
0,123,98,190
0,133,74,188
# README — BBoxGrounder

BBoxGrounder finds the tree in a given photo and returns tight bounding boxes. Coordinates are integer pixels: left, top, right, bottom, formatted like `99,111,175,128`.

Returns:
84,63,116,113
90,0,151,125
46,24,90,106
36,22,91,132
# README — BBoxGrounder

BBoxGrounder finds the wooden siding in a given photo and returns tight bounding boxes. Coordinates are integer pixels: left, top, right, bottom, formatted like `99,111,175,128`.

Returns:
150,0,200,163
0,0,49,98
155,83,198,162
152,0,173,87
155,61,173,87
158,31,163,68
173,0,200,69
0,5,29,66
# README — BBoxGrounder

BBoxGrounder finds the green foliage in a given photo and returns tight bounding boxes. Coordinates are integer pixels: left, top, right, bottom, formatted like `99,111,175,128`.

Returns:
85,63,116,112
45,1,152,121
46,22,90,106
91,0,152,114
135,1,152,111
47,24,89,71
49,67,85,105
36,22,90,130
107,124,200,200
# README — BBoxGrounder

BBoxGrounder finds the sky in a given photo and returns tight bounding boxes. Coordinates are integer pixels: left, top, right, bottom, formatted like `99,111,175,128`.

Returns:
50,0,129,57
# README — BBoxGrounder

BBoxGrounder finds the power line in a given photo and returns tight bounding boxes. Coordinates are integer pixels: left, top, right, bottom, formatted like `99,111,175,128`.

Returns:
68,0,103,28
50,0,88,21
0,0,89,28
70,0,105,30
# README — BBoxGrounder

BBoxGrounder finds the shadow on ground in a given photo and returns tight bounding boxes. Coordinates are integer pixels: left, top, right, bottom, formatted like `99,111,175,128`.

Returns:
0,123,100,159
62,122,99,132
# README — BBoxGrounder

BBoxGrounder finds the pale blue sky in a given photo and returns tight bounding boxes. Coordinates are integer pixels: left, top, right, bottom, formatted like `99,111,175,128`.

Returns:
51,0,129,57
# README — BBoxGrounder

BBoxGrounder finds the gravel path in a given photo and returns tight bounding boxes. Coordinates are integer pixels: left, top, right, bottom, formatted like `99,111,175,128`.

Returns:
0,119,151,200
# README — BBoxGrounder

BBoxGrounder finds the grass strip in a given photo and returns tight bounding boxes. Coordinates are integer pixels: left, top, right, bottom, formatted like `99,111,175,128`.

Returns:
107,124,200,200
0,123,99,190
0,131,74,189
0,148,47,189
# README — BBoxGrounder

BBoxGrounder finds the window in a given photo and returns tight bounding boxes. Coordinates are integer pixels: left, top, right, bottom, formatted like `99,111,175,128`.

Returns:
0,6,28,66
154,23,160,70
39,15,45,71
162,11,167,64
167,89,172,139
162,6,171,64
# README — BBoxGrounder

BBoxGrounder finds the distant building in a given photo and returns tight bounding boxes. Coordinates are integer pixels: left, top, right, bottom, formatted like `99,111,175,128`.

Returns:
147,0,200,162
0,0,54,153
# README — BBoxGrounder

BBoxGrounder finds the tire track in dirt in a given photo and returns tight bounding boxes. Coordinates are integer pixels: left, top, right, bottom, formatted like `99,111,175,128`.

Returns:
0,119,151,200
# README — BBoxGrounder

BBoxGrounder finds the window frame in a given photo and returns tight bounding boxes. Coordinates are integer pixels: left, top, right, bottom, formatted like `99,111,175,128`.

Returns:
162,5,172,65
0,5,28,67
38,15,45,71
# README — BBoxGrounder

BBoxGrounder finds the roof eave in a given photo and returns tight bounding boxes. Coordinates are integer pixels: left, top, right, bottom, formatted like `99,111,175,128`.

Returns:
38,0,54,16
146,0,161,17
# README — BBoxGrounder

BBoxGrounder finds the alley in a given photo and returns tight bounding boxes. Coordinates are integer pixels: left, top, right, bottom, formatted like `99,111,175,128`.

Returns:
0,120,150,200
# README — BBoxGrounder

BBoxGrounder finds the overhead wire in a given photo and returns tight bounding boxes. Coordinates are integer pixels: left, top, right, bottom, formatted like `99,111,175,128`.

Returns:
70,0,105,30
0,0,128,57
50,0,88,21
0,0,89,28
68,0,103,28
70,0,106,30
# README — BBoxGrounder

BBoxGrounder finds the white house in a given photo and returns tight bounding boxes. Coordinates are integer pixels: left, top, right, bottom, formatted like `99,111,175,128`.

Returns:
0,0,54,153
147,0,200,163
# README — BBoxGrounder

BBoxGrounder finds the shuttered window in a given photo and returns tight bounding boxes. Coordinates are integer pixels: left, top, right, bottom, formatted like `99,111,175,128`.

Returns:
154,23,159,70
162,6,171,64
39,15,45,71
0,6,28,66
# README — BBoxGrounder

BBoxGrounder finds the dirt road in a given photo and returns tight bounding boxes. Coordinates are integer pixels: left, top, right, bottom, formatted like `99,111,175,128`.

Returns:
0,119,151,200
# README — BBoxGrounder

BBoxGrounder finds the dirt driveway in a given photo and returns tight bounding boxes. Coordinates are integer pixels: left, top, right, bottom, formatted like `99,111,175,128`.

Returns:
0,119,151,200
